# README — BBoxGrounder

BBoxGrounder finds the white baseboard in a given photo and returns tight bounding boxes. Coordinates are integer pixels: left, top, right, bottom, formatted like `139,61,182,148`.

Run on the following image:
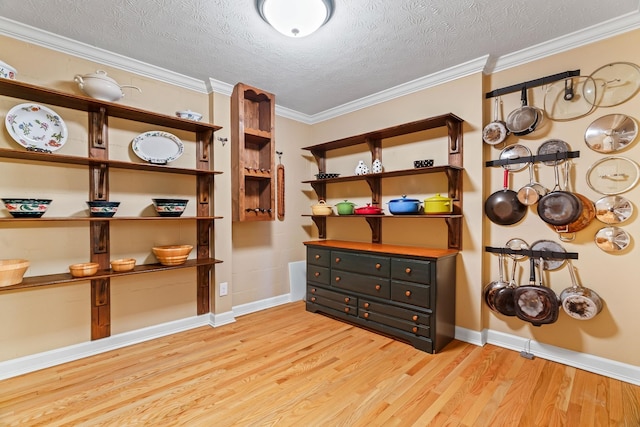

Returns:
455,326,640,386
232,293,293,318
2,299,637,386
0,314,211,381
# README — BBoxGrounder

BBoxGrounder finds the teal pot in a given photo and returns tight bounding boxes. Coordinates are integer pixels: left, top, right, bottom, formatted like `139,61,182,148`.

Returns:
336,200,355,215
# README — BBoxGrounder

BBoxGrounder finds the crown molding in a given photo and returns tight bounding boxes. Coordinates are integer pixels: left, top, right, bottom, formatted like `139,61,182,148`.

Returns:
309,55,489,124
488,9,640,74
0,16,208,93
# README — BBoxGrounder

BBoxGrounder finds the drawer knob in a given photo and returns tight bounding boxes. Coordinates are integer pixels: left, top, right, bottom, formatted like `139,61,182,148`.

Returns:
315,254,321,260
412,315,419,322
363,302,370,309
405,290,412,297
314,271,320,277
344,297,350,303
375,263,381,269
344,307,350,313
405,267,412,274
335,257,341,263
363,312,369,319
335,276,341,282
311,288,316,293
412,326,418,333
311,297,316,302
375,284,381,291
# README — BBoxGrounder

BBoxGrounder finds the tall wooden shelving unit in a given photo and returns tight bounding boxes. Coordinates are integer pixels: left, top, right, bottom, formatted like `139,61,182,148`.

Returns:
231,83,275,222
0,78,223,340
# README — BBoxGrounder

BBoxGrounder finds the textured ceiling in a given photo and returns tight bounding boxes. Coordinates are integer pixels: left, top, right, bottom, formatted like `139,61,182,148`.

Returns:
0,0,639,116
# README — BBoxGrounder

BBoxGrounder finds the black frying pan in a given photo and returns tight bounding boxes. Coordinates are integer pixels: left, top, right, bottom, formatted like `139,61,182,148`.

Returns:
485,169,527,225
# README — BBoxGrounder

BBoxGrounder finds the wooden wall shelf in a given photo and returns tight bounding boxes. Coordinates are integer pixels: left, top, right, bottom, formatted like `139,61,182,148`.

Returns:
231,83,276,221
0,77,222,339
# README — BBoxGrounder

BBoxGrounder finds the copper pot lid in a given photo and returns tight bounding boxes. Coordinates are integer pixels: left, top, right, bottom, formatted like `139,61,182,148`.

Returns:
584,114,638,153
595,195,633,224
584,62,640,107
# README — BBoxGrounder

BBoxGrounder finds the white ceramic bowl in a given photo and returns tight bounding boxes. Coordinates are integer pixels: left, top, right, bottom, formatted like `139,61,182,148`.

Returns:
175,110,203,121
0,60,16,80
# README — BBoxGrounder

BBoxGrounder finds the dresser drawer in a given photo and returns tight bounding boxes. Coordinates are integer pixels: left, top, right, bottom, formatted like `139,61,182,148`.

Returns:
307,247,331,267
391,258,431,284
307,265,330,285
308,285,357,306
332,270,390,299
390,280,431,308
307,294,357,316
359,310,431,338
360,300,430,325
332,251,390,277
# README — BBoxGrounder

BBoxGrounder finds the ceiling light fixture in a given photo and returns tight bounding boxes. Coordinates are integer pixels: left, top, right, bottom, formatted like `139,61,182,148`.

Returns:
257,0,334,38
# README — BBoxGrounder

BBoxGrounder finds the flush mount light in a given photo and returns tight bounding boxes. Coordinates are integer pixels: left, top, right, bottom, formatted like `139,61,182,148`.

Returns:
257,0,334,38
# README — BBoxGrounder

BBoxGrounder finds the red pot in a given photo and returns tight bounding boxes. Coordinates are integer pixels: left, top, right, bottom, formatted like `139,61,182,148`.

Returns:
354,203,383,215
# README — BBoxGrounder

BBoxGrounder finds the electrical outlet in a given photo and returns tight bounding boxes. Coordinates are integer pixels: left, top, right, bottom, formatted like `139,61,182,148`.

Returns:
219,282,228,296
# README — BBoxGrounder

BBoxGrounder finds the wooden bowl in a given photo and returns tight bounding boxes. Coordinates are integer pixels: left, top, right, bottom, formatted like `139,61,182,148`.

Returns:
110,258,136,272
69,262,99,277
0,259,30,287
152,245,193,258
155,255,189,266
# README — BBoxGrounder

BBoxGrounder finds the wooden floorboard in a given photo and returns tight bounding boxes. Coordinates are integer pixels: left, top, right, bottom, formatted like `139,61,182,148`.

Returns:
1,301,639,426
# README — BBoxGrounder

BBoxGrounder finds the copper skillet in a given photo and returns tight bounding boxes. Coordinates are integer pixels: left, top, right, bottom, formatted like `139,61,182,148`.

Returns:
547,162,595,241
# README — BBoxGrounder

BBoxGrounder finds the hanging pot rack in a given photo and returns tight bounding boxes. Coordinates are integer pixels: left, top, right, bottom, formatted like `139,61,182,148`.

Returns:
485,150,580,168
485,246,578,260
485,70,581,99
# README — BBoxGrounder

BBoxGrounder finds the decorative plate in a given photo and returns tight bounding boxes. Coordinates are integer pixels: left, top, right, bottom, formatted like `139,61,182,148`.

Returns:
132,131,184,165
586,156,640,195
4,103,68,152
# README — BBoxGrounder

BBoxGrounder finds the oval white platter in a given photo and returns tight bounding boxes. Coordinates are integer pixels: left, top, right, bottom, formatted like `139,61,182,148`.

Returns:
4,103,68,152
131,131,184,164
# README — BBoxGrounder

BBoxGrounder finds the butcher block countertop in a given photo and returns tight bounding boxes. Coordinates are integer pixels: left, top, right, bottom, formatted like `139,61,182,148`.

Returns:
303,240,459,259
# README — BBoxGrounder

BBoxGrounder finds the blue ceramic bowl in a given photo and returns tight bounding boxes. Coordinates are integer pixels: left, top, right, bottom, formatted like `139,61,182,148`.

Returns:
2,198,52,218
87,201,120,217
152,198,188,217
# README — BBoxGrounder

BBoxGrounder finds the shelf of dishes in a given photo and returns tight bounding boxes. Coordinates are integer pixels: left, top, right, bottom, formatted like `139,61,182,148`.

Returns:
0,258,223,292
302,165,463,184
0,78,221,132
0,147,222,175
0,198,213,219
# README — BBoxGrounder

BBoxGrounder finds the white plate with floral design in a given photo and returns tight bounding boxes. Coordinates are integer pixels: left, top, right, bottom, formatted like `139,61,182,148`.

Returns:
131,131,184,164
4,103,68,152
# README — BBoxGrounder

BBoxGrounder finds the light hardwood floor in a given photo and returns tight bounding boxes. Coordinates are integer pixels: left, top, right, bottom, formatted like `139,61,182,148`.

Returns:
1,301,639,426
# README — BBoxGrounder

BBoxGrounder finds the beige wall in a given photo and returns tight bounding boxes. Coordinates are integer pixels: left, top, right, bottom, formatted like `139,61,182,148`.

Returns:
1,27,640,367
